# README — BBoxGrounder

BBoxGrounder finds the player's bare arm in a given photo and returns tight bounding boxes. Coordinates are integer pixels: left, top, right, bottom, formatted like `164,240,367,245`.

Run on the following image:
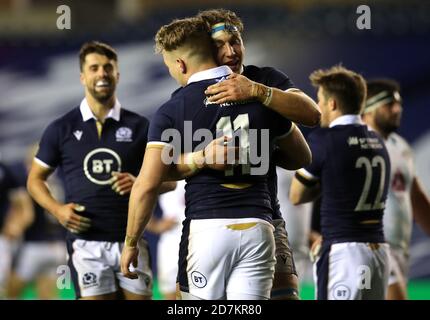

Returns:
289,172,321,205
411,176,430,235
274,124,312,170
145,216,178,234
205,73,321,127
27,161,91,234
121,146,170,279
111,171,176,195
1,188,34,239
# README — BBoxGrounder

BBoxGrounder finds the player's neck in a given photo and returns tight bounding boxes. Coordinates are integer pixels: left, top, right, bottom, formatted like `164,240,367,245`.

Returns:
86,94,116,123
185,61,219,83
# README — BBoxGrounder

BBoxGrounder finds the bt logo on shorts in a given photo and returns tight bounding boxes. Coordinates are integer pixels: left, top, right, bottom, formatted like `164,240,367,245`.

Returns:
83,148,122,185
82,272,98,288
333,284,351,300
191,271,207,288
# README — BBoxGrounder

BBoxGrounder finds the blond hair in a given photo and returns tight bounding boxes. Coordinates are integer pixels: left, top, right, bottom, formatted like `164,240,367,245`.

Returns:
155,17,213,62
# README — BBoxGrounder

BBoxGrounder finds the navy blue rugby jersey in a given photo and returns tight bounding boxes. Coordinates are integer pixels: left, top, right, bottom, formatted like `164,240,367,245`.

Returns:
148,66,293,222
35,99,149,241
296,115,390,244
243,65,296,220
0,162,19,230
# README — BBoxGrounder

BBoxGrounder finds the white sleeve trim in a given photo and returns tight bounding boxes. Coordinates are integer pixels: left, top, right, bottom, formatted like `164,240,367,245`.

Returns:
34,157,53,169
147,141,173,148
297,168,318,181
276,122,296,140
284,88,301,93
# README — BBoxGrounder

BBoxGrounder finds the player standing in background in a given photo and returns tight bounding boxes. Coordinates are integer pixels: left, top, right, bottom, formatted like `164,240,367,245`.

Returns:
197,8,321,299
0,161,33,299
362,79,430,300
290,66,390,300
27,41,175,300
7,144,66,299
156,180,186,300
121,17,312,300
276,169,313,284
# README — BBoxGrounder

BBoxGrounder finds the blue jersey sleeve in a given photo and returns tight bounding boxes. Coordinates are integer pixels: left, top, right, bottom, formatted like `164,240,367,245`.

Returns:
274,116,294,138
35,122,61,169
139,116,150,143
147,101,177,146
300,128,327,180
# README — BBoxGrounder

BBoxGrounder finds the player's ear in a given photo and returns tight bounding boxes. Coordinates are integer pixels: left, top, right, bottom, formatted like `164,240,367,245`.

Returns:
177,59,186,74
329,98,337,111
79,73,85,86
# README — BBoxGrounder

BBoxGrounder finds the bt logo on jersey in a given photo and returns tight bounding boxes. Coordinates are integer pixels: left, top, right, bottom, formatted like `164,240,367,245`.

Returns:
83,148,122,185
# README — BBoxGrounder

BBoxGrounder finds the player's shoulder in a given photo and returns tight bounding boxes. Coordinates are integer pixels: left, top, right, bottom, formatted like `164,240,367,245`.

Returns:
46,106,81,131
308,127,330,140
243,65,294,90
170,86,183,98
244,65,276,74
387,132,412,153
243,64,289,78
157,93,183,114
387,132,410,147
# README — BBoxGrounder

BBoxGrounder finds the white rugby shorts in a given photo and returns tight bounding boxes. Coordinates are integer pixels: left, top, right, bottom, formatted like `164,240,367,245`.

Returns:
178,218,276,300
67,238,152,298
314,242,389,300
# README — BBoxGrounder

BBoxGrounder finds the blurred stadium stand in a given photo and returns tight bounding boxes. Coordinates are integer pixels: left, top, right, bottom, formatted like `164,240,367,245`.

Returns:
1,0,429,297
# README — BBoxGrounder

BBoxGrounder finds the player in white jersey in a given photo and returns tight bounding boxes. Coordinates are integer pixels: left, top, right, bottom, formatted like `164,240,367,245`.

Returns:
276,168,313,284
362,79,430,300
156,180,186,300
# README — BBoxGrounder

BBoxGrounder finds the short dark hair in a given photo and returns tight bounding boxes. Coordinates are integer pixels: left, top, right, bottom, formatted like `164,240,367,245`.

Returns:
197,8,244,34
366,79,400,99
310,65,367,115
79,41,117,71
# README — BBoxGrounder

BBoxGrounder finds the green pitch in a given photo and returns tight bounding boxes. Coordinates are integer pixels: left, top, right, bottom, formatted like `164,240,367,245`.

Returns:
19,279,430,300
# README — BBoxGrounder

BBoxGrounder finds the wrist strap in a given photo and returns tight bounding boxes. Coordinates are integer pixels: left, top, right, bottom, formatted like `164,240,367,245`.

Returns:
263,87,273,106
125,235,138,248
252,83,273,106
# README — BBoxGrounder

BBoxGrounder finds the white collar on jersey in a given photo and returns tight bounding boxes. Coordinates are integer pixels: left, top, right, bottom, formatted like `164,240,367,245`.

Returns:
79,98,121,122
187,65,233,85
329,114,363,128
